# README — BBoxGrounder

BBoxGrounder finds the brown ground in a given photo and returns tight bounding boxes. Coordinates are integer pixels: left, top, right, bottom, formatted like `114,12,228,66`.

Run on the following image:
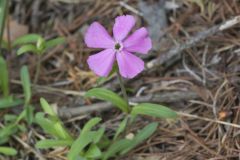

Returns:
2,0,240,159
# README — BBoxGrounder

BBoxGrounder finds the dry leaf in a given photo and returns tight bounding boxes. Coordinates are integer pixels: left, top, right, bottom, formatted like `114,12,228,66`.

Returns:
3,17,29,42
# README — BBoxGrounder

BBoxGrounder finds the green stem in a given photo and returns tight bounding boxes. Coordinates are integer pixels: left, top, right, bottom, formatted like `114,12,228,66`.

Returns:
6,10,12,53
117,70,129,106
0,0,8,50
34,55,41,84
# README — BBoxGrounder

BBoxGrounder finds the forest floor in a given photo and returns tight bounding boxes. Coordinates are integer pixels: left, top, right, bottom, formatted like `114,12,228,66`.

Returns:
2,0,240,159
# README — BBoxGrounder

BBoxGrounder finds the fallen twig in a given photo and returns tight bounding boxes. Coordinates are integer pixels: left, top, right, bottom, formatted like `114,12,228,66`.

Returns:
58,91,198,118
147,15,240,69
58,102,112,118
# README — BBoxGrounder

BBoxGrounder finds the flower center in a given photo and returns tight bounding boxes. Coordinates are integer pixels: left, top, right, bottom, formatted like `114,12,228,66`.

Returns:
115,43,121,50
114,42,123,51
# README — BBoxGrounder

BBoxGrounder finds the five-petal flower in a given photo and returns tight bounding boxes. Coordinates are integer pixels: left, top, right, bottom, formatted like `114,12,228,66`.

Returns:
84,15,152,79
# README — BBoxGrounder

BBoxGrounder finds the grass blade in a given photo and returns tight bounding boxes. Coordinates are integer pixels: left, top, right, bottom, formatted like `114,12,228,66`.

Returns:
0,147,17,156
0,97,23,109
67,118,101,160
0,0,8,47
20,66,31,105
103,139,131,160
120,122,158,154
0,56,9,97
36,139,72,149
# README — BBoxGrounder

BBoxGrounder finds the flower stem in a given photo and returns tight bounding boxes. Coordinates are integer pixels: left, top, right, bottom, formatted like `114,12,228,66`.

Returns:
116,70,129,106
0,0,8,50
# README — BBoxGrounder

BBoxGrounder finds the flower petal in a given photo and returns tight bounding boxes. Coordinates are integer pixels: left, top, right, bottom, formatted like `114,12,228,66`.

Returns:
123,27,148,47
113,15,135,41
84,22,114,48
87,49,115,77
124,37,152,54
123,27,152,54
116,50,144,79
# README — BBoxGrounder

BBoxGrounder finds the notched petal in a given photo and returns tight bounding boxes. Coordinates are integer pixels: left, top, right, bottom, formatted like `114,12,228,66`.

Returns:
87,49,115,77
84,22,114,49
125,37,152,54
123,27,152,54
116,51,144,78
113,15,135,41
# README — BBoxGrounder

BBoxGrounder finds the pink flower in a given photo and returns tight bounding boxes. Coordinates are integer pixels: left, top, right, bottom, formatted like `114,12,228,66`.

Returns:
84,15,152,78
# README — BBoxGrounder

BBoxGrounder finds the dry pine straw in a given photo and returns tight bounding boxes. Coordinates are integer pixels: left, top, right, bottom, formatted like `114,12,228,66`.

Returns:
3,0,240,159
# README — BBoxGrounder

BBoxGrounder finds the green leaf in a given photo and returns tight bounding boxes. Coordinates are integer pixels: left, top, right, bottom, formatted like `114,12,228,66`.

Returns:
121,122,158,154
93,127,105,143
0,97,23,109
81,117,101,135
0,136,9,145
39,99,72,140
35,113,60,137
17,124,26,133
131,103,177,119
15,109,27,124
20,66,31,105
0,147,17,156
13,34,41,47
25,105,34,124
36,139,72,149
45,37,65,49
114,117,128,140
4,114,17,123
0,124,18,141
67,118,101,160
1,40,8,49
39,98,56,116
0,56,9,97
84,144,101,158
103,139,131,160
35,112,72,140
17,44,38,55
36,36,46,53
67,132,94,160
85,88,129,113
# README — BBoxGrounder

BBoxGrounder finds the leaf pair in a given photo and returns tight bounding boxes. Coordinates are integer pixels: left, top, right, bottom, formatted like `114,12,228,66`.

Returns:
85,88,177,160
14,34,65,55
0,62,32,111
35,99,74,152
35,98,72,140
85,88,177,119
36,116,104,159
